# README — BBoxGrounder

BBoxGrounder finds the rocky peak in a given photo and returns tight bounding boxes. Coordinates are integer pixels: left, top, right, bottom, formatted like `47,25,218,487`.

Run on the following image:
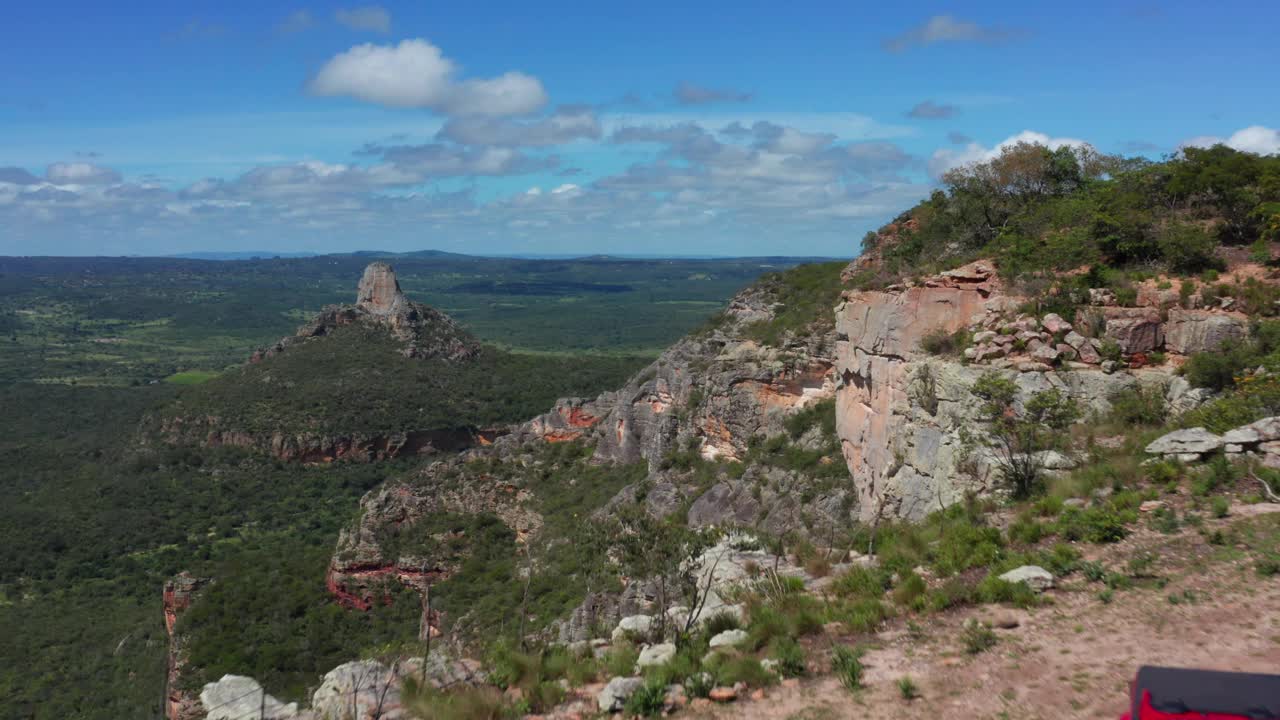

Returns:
356,261,404,316
253,262,481,364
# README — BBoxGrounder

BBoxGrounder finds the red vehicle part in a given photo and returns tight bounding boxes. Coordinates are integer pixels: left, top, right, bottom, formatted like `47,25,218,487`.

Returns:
1120,666,1280,720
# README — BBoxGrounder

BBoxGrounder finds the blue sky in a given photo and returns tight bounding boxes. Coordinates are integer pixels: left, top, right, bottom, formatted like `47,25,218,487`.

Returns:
1,1,1277,257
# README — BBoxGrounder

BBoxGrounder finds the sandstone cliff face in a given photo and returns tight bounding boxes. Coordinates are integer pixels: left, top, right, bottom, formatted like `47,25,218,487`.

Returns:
833,261,1229,521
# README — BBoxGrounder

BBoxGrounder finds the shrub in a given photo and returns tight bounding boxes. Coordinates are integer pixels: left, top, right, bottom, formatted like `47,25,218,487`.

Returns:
1008,514,1046,545
1041,542,1081,576
898,676,921,700
831,566,890,599
603,643,639,678
1108,386,1167,426
1185,343,1256,391
403,680,509,720
684,671,714,699
961,620,998,654
975,575,1038,608
831,645,865,692
701,611,741,637
1257,555,1280,577
714,656,775,688
1211,496,1231,518
769,637,807,678
1098,588,1115,603
1056,506,1133,543
920,328,971,357
829,597,889,632
624,678,668,717
892,572,928,606
1080,561,1107,582
1099,338,1124,362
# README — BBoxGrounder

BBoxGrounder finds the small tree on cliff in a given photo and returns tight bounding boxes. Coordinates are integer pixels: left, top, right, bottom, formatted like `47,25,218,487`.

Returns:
970,372,1079,498
608,503,713,640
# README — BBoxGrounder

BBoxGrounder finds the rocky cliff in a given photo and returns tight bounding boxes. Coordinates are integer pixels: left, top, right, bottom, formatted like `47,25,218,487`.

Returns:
326,264,857,636
164,572,208,720
834,259,1247,521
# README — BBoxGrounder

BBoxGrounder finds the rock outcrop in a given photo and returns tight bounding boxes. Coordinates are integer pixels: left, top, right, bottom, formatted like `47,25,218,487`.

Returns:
255,262,480,363
834,261,1210,521
164,572,209,720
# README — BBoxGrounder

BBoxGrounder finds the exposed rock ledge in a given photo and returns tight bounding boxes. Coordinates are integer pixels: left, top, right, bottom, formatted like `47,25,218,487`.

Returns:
834,261,1211,521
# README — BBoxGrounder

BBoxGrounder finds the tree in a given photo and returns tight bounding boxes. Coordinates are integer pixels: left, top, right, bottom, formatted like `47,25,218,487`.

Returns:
607,503,713,640
970,372,1079,498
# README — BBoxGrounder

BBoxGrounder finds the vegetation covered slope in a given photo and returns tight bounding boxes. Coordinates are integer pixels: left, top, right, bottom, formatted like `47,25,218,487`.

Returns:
854,143,1280,289
162,324,648,437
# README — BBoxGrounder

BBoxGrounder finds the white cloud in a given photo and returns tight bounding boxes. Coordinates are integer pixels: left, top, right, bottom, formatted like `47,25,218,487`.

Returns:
928,130,1091,178
335,6,391,33
308,39,547,116
883,15,1026,53
46,162,122,185
1181,125,1280,155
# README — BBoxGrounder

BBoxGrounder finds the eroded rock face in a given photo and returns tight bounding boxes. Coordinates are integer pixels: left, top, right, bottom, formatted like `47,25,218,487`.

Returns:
834,261,1179,521
357,262,403,315
164,572,209,720
1164,309,1249,355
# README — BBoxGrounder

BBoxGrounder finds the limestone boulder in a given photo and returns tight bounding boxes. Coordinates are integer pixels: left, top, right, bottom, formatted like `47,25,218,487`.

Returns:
636,643,677,670
311,660,404,720
612,614,654,641
998,565,1055,592
708,629,749,649
598,677,644,713
1145,427,1223,456
1222,416,1280,445
201,676,299,720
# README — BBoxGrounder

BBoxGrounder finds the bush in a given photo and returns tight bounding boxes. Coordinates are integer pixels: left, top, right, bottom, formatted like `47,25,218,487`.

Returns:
1108,386,1167,426
1080,561,1107,582
920,328,971,357
684,671,714,699
1159,222,1223,274
624,678,668,717
961,620,998,654
831,566,890,599
1184,342,1257,391
404,680,509,720
831,645,864,692
769,637,807,678
713,656,775,688
892,572,928,606
603,643,639,678
1057,506,1133,543
1211,496,1231,518
898,676,921,700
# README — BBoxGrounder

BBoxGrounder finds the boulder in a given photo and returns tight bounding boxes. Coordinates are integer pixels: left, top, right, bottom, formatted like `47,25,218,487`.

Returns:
201,676,299,720
598,677,644,713
1222,417,1280,445
636,643,677,670
1164,309,1248,355
709,686,738,703
1145,427,1223,456
708,629,749,649
1099,308,1164,354
1042,313,1072,334
612,614,653,641
1035,450,1077,470
998,565,1055,592
311,661,404,720
973,330,997,344
1031,345,1060,364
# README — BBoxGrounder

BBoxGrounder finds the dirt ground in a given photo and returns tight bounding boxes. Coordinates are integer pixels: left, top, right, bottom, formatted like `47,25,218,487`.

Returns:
679,504,1280,720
